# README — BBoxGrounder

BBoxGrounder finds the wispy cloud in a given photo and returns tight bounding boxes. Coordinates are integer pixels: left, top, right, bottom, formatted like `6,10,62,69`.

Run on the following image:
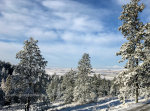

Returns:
0,0,129,68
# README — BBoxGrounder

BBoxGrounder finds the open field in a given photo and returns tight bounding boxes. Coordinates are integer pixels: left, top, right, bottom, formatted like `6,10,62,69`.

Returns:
46,68,122,80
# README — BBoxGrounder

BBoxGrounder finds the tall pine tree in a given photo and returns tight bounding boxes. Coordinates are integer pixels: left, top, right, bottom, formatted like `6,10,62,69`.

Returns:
73,53,97,104
61,69,76,103
15,37,47,110
116,0,145,103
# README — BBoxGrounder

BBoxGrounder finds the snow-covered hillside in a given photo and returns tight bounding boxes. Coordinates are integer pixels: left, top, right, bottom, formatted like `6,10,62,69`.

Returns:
46,68,122,80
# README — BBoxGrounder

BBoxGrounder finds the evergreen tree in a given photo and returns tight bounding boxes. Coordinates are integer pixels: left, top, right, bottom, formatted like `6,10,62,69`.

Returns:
92,74,103,98
134,23,150,99
15,37,47,110
1,78,5,93
62,69,76,103
116,0,145,103
5,75,12,96
73,53,97,104
1,67,6,80
4,75,12,103
110,77,119,96
0,78,5,105
46,74,59,102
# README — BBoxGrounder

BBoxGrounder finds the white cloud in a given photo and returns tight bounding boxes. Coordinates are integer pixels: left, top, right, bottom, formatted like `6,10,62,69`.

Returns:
61,31,124,46
25,28,58,40
42,0,66,10
42,0,106,32
0,0,107,41
0,0,123,68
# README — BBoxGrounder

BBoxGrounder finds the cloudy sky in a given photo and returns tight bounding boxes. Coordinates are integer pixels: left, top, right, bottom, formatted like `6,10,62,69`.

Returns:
0,0,149,68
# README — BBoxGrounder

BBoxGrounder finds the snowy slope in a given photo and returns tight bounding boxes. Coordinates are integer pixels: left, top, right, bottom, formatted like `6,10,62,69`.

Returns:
47,97,150,111
1,97,150,111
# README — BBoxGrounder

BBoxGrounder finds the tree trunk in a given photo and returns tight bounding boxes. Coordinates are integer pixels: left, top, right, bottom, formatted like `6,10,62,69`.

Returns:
135,59,139,103
26,97,30,111
135,85,138,103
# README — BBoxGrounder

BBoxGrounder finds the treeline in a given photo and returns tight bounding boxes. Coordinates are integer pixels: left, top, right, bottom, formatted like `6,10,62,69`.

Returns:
0,61,14,104
46,54,113,104
0,61,14,82
0,60,51,105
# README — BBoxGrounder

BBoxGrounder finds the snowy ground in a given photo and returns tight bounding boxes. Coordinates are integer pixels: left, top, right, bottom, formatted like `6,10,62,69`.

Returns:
47,97,150,111
1,97,150,111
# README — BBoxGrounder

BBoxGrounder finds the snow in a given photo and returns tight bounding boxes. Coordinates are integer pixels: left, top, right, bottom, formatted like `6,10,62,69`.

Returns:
47,97,150,111
1,97,150,111
46,68,122,80
46,97,120,111
109,98,150,111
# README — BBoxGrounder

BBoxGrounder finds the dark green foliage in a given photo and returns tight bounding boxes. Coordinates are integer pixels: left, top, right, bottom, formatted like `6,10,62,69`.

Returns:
92,74,112,97
62,69,76,103
46,74,62,102
0,87,5,105
0,61,15,83
110,77,119,96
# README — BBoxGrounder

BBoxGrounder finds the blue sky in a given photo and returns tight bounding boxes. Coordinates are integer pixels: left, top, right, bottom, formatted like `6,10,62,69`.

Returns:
0,0,149,68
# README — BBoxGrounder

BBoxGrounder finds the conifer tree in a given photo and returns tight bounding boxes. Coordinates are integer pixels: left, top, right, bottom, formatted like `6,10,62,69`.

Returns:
62,69,76,103
15,37,47,110
4,74,12,103
116,0,145,103
73,53,97,104
134,23,150,98
1,78,5,93
110,77,119,96
5,75,12,95
92,74,103,98
46,74,59,102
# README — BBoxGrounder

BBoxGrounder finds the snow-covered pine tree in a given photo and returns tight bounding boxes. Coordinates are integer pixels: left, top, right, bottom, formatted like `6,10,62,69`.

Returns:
62,69,76,103
115,70,132,104
91,74,104,98
0,78,5,105
1,67,7,80
1,78,5,93
91,74,99,98
73,53,97,104
33,73,51,102
133,23,150,99
116,0,145,103
110,77,119,96
15,37,47,110
5,75,12,96
46,74,59,102
4,74,12,103
55,76,63,101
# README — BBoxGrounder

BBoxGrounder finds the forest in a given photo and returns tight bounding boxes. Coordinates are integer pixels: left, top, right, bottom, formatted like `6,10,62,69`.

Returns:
0,38,115,110
0,0,150,111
